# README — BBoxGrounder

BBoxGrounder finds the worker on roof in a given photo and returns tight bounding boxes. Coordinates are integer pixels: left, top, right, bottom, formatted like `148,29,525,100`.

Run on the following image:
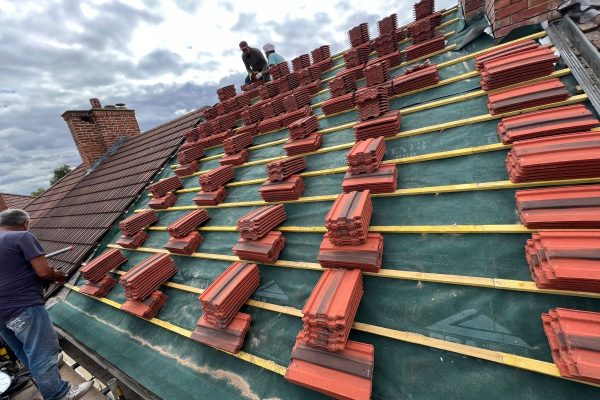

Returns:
0,209,93,400
239,40,270,83
263,43,285,66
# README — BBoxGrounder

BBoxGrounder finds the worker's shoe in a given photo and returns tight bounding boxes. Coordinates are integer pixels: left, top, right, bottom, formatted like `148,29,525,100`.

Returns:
63,381,94,400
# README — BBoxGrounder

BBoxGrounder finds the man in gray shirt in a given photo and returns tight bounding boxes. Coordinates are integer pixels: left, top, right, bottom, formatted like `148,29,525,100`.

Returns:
239,41,269,84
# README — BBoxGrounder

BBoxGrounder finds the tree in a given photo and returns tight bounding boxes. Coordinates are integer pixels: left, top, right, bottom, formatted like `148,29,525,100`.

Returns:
49,164,72,186
31,188,45,197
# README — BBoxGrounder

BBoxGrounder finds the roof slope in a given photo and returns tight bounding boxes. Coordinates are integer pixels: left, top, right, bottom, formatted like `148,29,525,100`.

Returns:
26,109,202,293
1,192,34,209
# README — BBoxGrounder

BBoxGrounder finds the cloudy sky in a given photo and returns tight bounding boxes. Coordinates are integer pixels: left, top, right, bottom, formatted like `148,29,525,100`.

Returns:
0,0,454,195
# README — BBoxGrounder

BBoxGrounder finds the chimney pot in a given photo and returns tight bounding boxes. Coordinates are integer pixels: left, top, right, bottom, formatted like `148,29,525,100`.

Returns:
89,98,102,108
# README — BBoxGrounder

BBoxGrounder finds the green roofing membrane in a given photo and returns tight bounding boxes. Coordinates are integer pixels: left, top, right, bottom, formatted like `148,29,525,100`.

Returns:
49,8,600,400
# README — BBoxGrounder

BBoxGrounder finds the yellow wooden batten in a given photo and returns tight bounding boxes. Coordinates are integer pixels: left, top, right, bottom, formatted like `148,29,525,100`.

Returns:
67,282,599,387
105,244,600,300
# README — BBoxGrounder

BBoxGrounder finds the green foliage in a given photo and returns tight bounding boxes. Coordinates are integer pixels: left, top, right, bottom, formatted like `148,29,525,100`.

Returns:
49,164,72,185
30,187,45,197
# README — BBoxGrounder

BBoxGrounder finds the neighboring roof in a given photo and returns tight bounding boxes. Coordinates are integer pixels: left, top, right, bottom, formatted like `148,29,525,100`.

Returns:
0,192,34,209
25,108,202,294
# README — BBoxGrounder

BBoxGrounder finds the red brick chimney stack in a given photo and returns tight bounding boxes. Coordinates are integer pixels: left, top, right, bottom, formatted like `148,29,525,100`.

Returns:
0,194,7,211
62,99,141,167
484,0,561,38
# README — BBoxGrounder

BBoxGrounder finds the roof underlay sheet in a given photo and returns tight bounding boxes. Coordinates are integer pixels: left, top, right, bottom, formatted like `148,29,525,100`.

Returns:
48,6,600,400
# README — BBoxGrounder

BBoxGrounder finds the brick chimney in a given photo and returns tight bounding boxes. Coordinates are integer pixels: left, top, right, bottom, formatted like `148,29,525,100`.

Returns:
0,194,7,211
461,0,485,21
485,0,561,39
62,98,141,167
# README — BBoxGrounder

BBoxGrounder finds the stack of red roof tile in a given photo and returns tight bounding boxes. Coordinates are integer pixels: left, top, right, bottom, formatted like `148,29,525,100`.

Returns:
283,88,311,113
292,54,311,71
275,73,300,94
192,312,252,353
223,132,253,155
378,14,398,36
241,80,263,92
235,92,251,108
497,104,599,144
269,62,291,80
348,23,370,48
392,63,440,95
217,85,236,101
526,231,600,292
259,175,305,202
204,106,218,121
480,47,558,90
308,64,322,81
241,106,263,125
318,232,383,272
148,176,183,198
236,122,259,137
120,254,177,319
405,35,445,61
233,231,287,263
284,133,323,156
165,231,203,255
267,156,307,181
542,308,600,384
257,115,282,134
313,57,333,73
343,45,370,68
289,115,319,140
116,231,149,249
506,131,600,182
259,83,279,100
369,49,403,68
364,60,390,87
329,75,357,98
311,45,331,64
354,110,401,140
347,137,386,174
298,268,364,351
193,187,228,206
177,142,204,164
119,210,158,236
219,150,249,166
407,17,435,43
516,184,600,228
322,92,356,116
475,39,540,71
374,33,398,56
237,204,287,240
260,98,285,119
340,64,366,80
196,123,214,138
148,192,177,210
414,0,435,19
279,106,312,127
120,253,177,300
185,127,200,142
174,161,199,178
167,209,210,237
342,163,397,194
191,261,259,352
223,98,240,114
487,78,570,115
355,87,389,120
325,191,373,246
122,290,168,320
80,275,118,298
80,249,127,297
80,248,127,282
199,165,235,192
285,339,374,400
297,68,313,86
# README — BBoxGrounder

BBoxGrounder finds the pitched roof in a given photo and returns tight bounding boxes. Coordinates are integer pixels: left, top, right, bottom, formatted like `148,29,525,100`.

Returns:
0,192,34,209
25,108,202,294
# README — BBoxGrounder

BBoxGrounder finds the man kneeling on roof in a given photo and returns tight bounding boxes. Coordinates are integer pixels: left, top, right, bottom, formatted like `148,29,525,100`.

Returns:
0,209,93,400
239,40,270,83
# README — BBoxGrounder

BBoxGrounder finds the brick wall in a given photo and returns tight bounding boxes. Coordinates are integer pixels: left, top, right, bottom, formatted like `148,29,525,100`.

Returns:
461,0,485,21
486,0,561,38
62,99,141,167
0,195,7,211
